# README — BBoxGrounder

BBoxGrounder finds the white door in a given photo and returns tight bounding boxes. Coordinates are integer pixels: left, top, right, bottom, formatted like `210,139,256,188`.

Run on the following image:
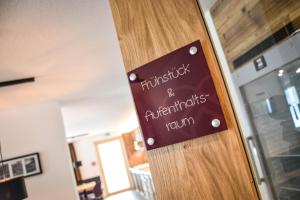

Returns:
96,137,130,196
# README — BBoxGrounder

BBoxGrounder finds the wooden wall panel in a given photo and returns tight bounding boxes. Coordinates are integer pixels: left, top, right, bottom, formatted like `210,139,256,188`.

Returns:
122,130,148,167
109,0,259,199
211,0,300,70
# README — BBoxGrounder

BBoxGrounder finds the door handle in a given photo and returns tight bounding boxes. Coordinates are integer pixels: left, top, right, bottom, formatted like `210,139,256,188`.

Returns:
246,136,265,185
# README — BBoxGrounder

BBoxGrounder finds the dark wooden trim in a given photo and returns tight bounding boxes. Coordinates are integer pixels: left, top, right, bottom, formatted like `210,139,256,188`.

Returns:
68,143,82,183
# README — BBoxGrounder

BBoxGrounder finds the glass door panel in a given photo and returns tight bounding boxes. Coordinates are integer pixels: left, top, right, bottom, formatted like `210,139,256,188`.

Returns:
240,59,300,199
198,0,300,199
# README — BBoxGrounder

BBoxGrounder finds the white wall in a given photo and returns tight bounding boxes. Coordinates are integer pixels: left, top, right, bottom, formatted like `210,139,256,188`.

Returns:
0,102,78,200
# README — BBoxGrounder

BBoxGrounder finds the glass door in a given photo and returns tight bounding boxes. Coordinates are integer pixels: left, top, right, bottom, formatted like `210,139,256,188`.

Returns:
198,0,300,199
240,59,300,199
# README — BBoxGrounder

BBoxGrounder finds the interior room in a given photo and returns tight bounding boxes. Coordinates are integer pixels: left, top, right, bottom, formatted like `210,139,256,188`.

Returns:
1,0,300,200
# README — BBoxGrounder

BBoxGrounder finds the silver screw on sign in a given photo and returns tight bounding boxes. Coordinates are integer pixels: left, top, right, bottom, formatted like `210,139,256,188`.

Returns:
189,46,198,55
211,119,221,128
129,73,137,81
147,138,155,146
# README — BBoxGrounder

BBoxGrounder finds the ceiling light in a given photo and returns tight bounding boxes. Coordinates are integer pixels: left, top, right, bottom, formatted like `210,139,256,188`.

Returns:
296,68,300,74
279,69,284,74
0,177,28,200
278,73,283,77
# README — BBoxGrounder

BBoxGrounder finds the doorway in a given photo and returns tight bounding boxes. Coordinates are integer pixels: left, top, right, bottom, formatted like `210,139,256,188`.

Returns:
95,136,131,196
67,129,154,200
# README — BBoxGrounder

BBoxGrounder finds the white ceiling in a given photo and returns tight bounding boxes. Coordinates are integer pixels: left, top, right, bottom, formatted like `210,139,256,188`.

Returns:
0,0,138,137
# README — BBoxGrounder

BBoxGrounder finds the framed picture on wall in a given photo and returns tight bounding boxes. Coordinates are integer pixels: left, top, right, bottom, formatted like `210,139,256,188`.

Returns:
0,153,42,179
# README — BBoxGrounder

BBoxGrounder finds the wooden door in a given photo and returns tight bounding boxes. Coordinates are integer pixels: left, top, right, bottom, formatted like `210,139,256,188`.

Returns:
109,0,259,199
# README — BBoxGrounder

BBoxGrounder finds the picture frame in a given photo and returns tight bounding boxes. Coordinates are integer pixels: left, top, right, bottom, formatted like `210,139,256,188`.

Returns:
0,153,42,179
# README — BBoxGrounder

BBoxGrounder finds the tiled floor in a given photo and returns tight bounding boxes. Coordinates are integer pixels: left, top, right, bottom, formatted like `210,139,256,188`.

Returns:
105,190,145,200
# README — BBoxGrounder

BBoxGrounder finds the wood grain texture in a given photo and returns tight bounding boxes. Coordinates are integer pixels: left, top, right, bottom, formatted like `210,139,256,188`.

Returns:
109,0,259,199
211,0,300,70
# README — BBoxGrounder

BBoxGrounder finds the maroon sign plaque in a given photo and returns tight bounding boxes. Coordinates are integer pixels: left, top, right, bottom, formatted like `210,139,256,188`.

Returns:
128,40,227,150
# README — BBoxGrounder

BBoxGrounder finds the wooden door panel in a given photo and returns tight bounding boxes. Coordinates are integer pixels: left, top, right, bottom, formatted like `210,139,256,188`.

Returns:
211,0,300,71
109,0,259,199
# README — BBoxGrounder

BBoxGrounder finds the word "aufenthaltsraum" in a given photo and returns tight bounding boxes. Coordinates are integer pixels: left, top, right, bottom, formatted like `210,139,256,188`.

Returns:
144,93,210,131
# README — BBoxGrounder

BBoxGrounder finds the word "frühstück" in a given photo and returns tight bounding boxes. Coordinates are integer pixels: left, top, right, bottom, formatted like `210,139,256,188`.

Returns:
141,64,190,91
